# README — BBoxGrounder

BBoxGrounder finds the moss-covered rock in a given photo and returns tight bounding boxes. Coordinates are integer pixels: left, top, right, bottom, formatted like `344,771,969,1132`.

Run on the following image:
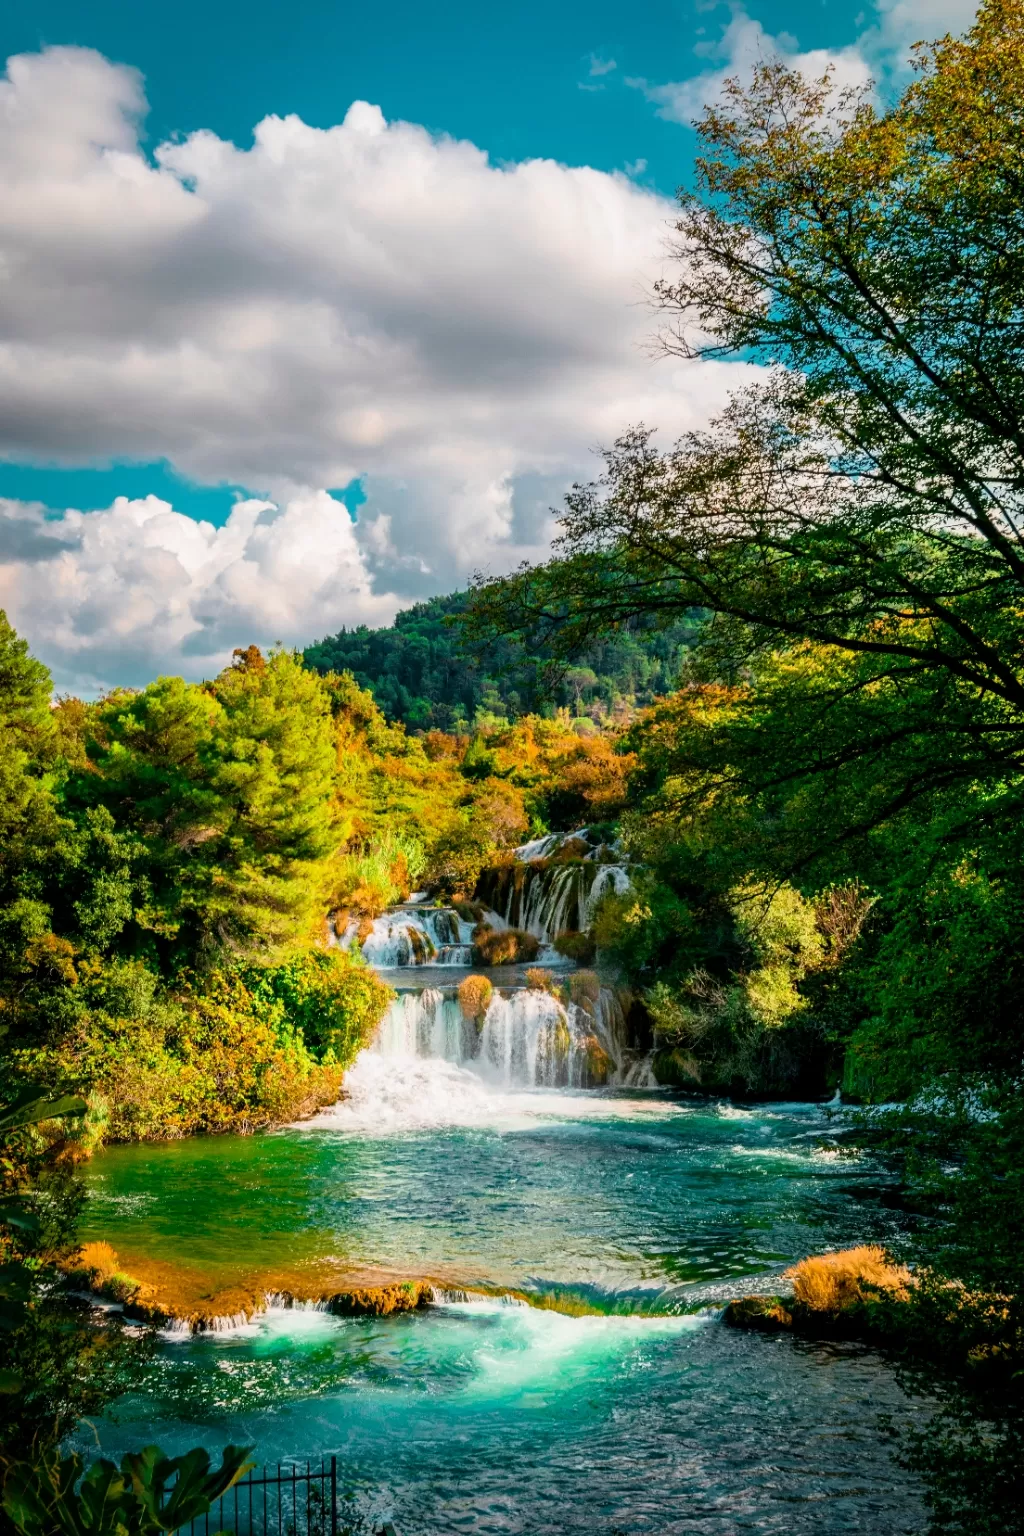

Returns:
579,1034,612,1086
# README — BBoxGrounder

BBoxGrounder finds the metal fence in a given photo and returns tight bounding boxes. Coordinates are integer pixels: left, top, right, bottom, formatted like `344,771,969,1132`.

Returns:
183,1459,398,1536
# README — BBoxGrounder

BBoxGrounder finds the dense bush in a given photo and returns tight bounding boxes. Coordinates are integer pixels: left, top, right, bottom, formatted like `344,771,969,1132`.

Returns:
472,926,541,966
10,950,388,1141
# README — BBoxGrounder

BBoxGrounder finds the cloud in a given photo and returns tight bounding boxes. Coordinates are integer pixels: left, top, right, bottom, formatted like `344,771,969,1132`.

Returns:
0,45,752,690
625,158,648,178
632,9,873,127
631,0,980,129
0,492,399,694
863,0,979,66
588,54,617,76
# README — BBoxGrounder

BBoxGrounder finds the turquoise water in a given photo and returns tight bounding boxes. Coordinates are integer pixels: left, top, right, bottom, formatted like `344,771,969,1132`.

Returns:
81,1084,926,1533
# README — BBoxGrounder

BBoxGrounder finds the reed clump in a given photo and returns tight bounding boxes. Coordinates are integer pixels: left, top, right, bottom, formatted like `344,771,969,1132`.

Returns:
568,970,601,1013
71,1241,120,1286
64,1242,151,1306
785,1245,911,1312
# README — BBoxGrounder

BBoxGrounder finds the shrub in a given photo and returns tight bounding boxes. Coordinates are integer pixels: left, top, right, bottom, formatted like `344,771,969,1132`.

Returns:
68,1241,120,1289
785,1246,910,1312
472,926,541,966
458,975,493,1023
568,970,601,1007
553,930,596,964
244,947,392,1064
525,968,558,994
333,831,426,916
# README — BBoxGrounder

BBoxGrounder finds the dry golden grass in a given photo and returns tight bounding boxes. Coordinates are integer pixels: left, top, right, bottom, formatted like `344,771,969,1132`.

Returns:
74,1241,120,1284
785,1245,911,1312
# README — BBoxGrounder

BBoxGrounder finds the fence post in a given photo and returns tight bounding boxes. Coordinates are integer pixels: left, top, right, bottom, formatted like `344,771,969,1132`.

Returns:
329,1457,337,1536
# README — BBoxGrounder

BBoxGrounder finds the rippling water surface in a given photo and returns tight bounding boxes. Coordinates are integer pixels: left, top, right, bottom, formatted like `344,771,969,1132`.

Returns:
81,1071,926,1533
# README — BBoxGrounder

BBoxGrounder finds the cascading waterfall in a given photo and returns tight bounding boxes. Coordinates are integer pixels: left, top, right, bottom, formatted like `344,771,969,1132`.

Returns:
332,906,477,966
373,985,625,1090
327,825,654,1108
477,828,633,943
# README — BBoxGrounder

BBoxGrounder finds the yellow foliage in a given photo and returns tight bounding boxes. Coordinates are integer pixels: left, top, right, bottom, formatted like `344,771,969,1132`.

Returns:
458,974,493,1022
785,1246,911,1312
473,926,541,965
74,1242,120,1285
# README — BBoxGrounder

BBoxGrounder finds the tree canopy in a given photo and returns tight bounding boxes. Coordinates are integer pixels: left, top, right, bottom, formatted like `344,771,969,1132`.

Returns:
305,589,697,731
471,0,1024,859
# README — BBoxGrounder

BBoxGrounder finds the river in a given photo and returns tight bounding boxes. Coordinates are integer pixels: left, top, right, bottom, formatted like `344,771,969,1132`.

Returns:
79,1048,926,1532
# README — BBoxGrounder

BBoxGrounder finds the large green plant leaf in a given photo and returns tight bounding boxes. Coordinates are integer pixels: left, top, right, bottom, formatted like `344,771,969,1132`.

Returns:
0,1091,88,1134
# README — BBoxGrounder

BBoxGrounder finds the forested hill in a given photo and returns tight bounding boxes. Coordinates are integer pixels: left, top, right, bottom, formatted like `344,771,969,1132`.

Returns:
304,591,697,731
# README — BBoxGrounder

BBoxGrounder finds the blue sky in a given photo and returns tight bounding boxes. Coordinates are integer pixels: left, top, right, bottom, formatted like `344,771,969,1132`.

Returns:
8,0,850,183
0,0,975,689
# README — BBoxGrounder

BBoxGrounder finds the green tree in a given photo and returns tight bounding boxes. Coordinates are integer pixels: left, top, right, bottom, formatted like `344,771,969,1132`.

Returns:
67,651,341,968
474,0,1024,855
0,613,61,979
470,8,1024,1524
306,588,695,729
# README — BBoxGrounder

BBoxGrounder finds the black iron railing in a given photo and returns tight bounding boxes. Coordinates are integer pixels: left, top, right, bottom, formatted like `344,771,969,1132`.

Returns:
183,1459,397,1536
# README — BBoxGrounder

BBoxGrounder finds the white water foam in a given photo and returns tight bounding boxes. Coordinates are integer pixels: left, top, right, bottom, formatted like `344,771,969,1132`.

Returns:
429,1297,705,1399
298,1052,684,1135
373,985,636,1091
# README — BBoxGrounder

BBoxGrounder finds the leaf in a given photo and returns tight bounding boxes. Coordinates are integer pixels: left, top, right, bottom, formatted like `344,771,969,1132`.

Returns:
0,1094,88,1134
121,1444,255,1533
79,1460,131,1536
0,1296,28,1331
0,1367,23,1392
0,1198,41,1234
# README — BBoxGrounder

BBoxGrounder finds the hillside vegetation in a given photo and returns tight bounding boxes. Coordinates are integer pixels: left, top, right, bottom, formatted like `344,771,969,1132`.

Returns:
304,589,697,731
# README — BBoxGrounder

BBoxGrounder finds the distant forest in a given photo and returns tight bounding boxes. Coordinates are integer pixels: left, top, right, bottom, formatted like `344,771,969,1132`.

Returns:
304,590,698,731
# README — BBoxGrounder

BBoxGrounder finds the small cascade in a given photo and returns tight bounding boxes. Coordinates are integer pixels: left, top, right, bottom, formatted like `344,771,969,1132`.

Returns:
620,1052,659,1089
332,906,476,966
324,824,656,1108
376,988,475,1060
477,828,632,944
372,985,621,1090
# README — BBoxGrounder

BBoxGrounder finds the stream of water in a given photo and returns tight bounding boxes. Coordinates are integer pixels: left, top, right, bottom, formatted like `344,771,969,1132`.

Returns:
81,1081,925,1533
78,857,927,1532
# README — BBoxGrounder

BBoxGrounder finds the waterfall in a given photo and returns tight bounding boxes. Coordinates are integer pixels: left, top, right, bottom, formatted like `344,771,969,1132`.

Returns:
372,985,624,1090
476,828,632,944
332,907,476,966
323,825,653,1112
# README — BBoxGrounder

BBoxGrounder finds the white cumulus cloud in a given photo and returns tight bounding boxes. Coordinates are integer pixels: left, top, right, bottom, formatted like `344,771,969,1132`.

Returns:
0,43,754,692
630,9,873,127
630,0,981,130
0,492,400,694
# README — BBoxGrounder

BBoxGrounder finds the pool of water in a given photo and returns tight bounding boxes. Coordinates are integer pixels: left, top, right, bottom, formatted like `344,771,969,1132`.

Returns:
80,1070,926,1533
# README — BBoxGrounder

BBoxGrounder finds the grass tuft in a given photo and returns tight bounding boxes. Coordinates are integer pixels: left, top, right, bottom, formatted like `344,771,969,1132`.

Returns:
784,1245,910,1312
